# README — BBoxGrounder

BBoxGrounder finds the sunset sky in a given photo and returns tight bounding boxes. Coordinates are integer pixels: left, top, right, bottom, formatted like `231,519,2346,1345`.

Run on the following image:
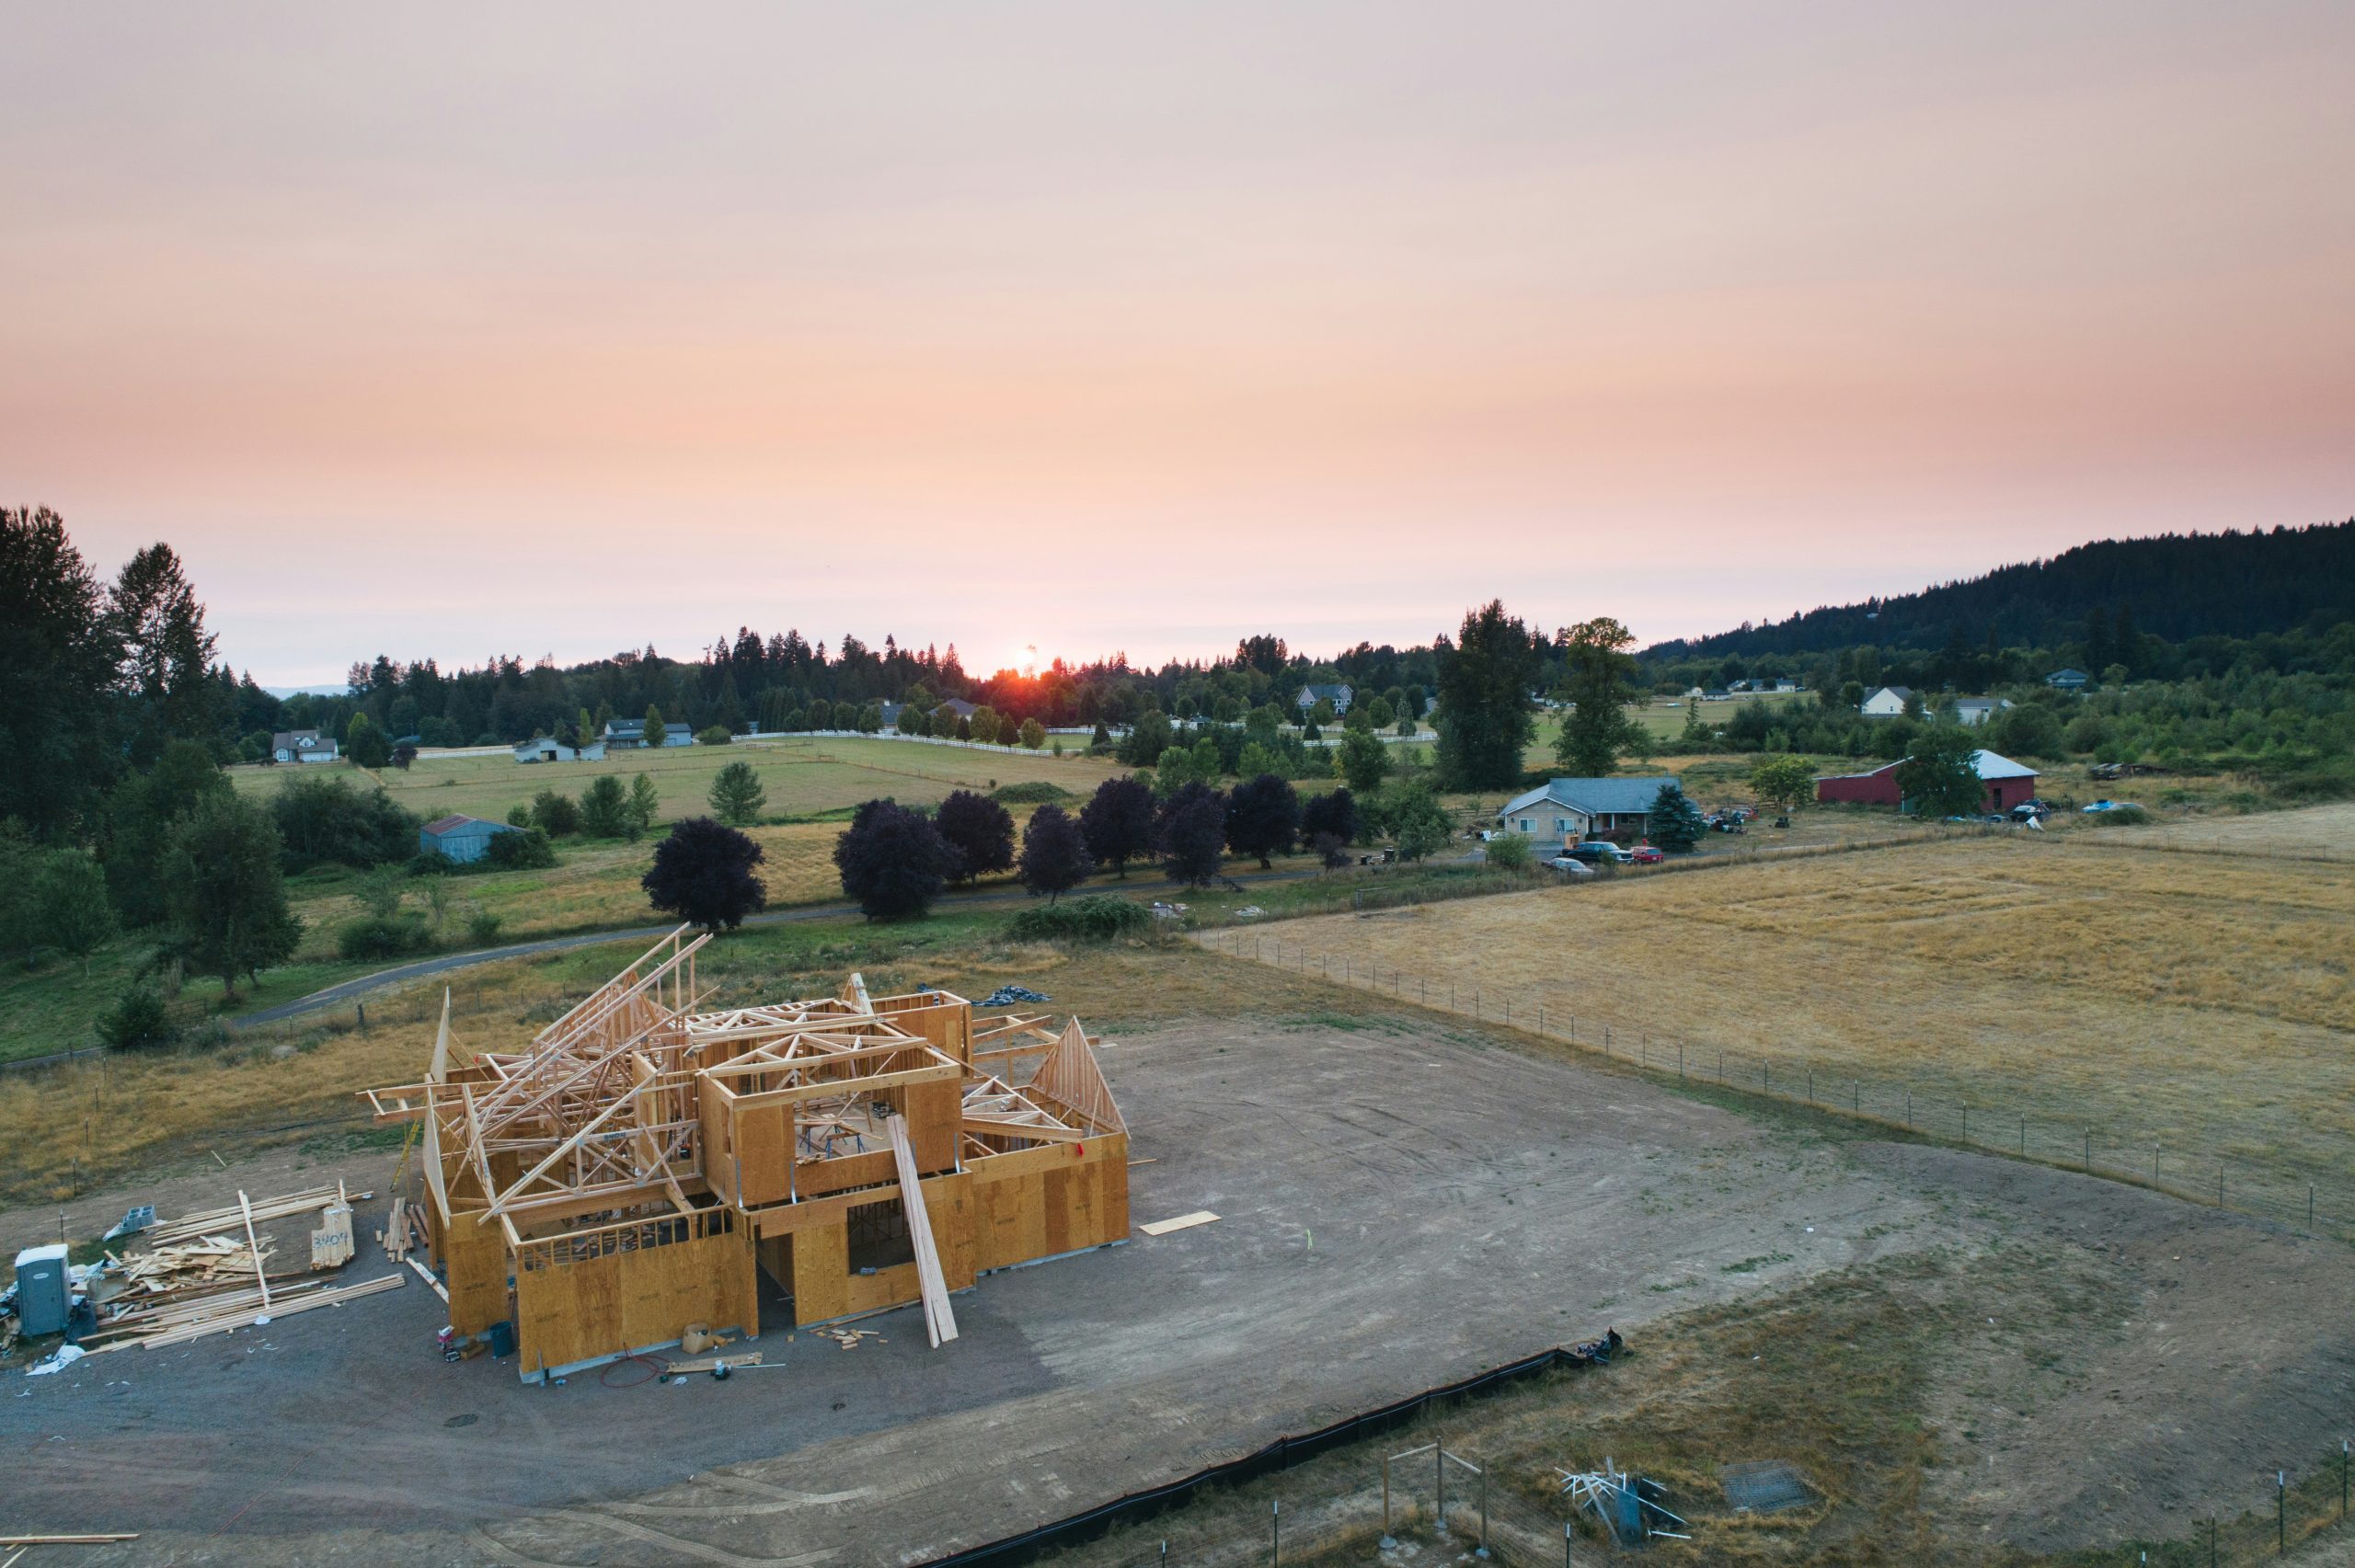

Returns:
5,4,2351,684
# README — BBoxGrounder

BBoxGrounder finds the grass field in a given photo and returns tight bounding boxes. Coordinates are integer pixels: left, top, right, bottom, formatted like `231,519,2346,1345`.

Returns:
1212,818,2355,1208
0,909,1388,1204
227,733,1129,825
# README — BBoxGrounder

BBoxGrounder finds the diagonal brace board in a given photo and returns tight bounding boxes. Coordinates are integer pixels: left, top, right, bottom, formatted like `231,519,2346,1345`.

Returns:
885,1114,958,1348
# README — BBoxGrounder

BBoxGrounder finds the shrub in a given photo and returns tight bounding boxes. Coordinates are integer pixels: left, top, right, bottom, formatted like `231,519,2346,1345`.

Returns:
990,781,1071,805
408,850,460,876
530,790,580,837
832,800,951,920
97,988,180,1052
465,909,504,945
696,726,733,746
2089,805,2150,826
486,826,557,869
1006,894,1153,943
270,772,420,868
1484,833,1533,870
338,913,432,960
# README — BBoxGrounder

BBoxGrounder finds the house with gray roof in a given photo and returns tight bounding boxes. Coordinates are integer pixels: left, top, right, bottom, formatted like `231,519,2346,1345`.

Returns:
1496,776,1682,845
419,813,523,864
1294,682,1354,716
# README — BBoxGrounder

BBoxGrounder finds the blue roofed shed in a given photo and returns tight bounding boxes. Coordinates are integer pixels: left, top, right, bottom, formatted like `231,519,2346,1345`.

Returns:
420,813,522,864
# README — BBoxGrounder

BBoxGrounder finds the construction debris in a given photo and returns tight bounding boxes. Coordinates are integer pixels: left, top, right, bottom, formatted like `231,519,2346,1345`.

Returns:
1139,1210,1219,1237
815,1328,884,1350
1558,1459,1687,1544
1720,1459,1813,1515
99,1206,155,1243
978,984,1051,1007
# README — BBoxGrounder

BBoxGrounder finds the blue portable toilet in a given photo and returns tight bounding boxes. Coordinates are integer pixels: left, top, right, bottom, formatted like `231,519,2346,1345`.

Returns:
12,1243,71,1336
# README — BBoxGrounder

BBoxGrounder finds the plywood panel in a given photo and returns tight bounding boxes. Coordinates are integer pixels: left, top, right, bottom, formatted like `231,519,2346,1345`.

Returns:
844,1261,921,1317
798,1149,894,1198
736,1104,792,1207
927,1172,978,1290
790,1219,850,1324
444,1214,511,1337
904,1079,959,1173
974,1169,1048,1272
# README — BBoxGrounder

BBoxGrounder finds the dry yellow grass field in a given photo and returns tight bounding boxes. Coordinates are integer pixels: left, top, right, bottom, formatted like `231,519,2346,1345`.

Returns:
1217,827,2355,1207
2118,799,2355,862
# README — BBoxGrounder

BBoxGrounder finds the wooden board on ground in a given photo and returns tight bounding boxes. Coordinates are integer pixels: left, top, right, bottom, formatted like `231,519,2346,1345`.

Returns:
1139,1210,1220,1237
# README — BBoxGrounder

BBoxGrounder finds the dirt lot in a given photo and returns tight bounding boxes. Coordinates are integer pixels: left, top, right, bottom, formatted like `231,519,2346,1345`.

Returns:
7,1002,2355,1565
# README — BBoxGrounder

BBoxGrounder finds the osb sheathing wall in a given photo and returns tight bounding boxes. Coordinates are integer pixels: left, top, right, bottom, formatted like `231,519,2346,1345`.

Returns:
515,1216,757,1376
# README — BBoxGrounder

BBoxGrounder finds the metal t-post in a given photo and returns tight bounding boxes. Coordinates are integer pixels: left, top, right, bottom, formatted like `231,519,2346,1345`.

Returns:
1272,1499,1281,1567
1437,1439,1446,1530
1480,1460,1490,1557
1382,1452,1391,1534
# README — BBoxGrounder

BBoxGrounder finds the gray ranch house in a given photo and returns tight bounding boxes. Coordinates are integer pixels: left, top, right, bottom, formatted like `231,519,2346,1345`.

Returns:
602,720,693,749
1496,776,1682,846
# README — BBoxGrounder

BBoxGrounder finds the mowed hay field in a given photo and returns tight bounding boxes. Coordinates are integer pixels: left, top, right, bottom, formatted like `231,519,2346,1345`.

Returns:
2124,799,2355,862
1223,819,2355,1201
229,734,1126,825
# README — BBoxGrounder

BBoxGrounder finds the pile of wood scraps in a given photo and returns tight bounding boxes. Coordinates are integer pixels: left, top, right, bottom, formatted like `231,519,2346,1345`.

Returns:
815,1327,885,1350
74,1183,404,1354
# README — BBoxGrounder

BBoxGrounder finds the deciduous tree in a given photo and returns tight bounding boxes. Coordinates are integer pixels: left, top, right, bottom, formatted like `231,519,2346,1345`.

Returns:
1080,775,1156,878
1335,727,1391,794
37,849,114,973
1017,804,1094,901
935,789,1016,884
1157,782,1228,887
162,794,302,998
644,817,770,930
832,799,953,920
580,774,632,837
1382,782,1453,862
1748,755,1816,818
1893,727,1985,818
1301,785,1360,848
1223,773,1300,869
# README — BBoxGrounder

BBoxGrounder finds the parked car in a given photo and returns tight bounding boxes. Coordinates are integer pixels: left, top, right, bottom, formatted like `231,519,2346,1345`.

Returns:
1628,845,1665,864
1545,853,1597,877
2010,799,2052,821
1566,840,1633,865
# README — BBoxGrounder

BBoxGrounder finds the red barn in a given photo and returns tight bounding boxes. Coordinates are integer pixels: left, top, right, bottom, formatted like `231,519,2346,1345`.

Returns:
1814,750,2039,813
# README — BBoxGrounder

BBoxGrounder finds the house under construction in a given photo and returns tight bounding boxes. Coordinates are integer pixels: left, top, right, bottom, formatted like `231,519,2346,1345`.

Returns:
363,928,1130,1379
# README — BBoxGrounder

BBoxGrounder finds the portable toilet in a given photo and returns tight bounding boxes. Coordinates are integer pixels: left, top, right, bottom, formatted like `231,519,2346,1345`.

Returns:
12,1243,71,1337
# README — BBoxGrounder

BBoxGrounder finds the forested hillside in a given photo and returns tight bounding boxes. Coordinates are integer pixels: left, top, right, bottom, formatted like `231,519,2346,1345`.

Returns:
1650,521,2355,660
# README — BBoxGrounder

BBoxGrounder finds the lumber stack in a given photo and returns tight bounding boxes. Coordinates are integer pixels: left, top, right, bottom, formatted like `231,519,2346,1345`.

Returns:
143,1185,373,1247
884,1114,958,1349
85,1274,406,1354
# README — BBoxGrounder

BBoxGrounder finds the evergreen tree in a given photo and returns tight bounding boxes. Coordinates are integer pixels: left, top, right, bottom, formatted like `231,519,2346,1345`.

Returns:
100,740,233,927
1,508,121,836
1080,775,1156,878
1434,601,1538,788
707,761,768,826
1647,784,1706,853
1018,717,1047,750
1017,804,1094,901
161,793,302,998
626,773,661,840
107,542,220,767
643,703,666,749
643,817,769,930
1556,617,1644,775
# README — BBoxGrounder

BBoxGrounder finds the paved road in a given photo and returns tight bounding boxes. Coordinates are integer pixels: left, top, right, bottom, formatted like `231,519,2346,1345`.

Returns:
226,867,1327,1030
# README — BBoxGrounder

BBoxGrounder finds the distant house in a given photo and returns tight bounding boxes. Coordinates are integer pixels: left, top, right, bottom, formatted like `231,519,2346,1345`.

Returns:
937,698,979,720
1770,679,1801,693
1952,697,2015,727
2045,668,2090,692
270,729,339,764
1859,686,1914,717
512,737,605,763
419,814,522,865
603,720,692,750
1813,750,2039,814
1295,682,1354,717
1496,776,1682,845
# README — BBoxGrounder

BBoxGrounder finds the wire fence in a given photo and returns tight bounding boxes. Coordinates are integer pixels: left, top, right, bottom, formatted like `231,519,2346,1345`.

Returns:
973,1428,2355,1566
1193,926,2355,1250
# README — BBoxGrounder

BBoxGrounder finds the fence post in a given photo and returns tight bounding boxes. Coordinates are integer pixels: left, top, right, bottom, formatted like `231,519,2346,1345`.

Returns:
1437,1438,1446,1530
2085,1128,2092,1174
1480,1459,1490,1557
1565,1520,1575,1568
2279,1470,2286,1555
1272,1498,1281,1567
1383,1451,1392,1535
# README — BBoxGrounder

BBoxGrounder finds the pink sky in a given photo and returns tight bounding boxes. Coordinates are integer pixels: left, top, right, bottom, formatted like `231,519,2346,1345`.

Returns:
5,3,2351,684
